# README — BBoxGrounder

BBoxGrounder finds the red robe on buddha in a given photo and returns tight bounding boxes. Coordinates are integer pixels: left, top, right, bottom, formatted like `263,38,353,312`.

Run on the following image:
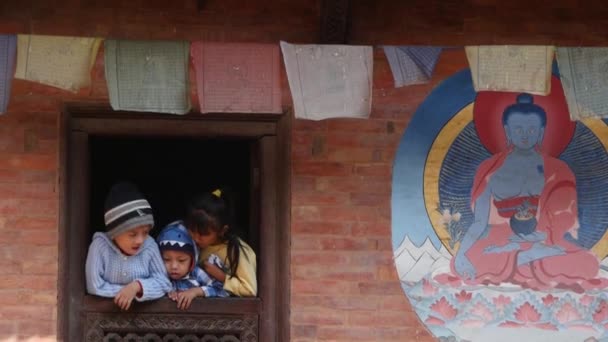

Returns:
447,151,605,292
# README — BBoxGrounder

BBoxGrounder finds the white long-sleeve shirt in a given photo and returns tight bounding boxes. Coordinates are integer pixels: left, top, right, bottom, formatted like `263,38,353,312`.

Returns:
85,232,172,301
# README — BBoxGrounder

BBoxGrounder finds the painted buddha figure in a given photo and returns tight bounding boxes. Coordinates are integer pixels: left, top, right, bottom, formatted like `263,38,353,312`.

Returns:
452,93,602,292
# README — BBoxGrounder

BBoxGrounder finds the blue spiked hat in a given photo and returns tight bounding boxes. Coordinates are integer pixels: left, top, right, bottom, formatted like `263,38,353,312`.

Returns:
157,221,198,270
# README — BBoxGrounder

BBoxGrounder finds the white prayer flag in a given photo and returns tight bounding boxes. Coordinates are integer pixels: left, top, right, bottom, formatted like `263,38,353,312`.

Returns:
280,41,373,121
466,45,554,95
557,47,608,120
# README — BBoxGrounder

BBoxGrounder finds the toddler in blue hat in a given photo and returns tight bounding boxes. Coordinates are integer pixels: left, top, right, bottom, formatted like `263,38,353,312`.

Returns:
157,221,229,309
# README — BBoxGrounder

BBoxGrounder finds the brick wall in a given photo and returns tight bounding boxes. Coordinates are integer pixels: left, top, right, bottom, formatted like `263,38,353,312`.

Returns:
0,84,62,340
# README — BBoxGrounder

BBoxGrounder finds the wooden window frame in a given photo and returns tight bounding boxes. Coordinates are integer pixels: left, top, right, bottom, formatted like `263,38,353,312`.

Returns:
57,105,291,342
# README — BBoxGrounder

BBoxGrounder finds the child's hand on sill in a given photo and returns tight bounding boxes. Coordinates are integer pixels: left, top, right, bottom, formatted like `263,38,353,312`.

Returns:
176,287,204,310
168,291,179,301
114,281,142,311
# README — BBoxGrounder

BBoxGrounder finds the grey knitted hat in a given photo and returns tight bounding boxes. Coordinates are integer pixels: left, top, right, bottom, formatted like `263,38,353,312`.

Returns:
104,182,154,238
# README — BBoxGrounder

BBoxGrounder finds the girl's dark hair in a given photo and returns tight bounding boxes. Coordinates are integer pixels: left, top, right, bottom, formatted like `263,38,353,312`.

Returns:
185,189,246,277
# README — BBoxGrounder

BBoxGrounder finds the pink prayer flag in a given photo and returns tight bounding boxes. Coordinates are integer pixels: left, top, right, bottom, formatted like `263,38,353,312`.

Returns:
191,42,282,114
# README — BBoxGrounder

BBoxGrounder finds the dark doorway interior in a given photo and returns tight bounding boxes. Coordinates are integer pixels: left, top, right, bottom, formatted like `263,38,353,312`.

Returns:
88,136,253,242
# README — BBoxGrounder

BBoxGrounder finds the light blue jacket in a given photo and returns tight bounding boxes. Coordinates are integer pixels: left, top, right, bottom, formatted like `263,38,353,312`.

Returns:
85,232,172,301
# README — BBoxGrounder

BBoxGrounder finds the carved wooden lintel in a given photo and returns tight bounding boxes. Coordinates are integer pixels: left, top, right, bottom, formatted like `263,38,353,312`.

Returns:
84,312,258,342
320,0,351,44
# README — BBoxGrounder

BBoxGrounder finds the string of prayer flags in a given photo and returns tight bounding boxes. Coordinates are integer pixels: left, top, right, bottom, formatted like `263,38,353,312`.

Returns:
104,40,190,114
0,35,16,114
383,46,442,87
556,48,608,120
15,35,101,93
191,42,282,113
280,41,373,121
466,45,554,95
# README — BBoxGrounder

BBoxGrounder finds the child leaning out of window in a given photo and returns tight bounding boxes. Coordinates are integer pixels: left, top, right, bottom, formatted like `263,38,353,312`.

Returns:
184,189,257,298
157,222,229,309
85,182,172,310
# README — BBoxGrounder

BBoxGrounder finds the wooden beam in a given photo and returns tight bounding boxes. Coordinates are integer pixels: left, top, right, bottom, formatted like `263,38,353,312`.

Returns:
320,0,351,44
83,296,262,314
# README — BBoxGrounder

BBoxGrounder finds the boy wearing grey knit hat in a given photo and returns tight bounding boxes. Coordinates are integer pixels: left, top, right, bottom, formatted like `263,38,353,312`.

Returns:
85,182,172,310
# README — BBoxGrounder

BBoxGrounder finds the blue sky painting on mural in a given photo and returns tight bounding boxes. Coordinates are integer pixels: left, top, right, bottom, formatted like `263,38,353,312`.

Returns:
391,68,475,251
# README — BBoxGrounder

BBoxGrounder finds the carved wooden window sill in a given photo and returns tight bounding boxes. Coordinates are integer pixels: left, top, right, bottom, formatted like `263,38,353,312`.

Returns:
83,295,260,342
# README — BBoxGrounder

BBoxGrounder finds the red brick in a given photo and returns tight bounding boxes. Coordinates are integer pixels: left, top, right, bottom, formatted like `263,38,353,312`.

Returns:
293,119,328,132
354,164,391,177
317,326,378,341
0,170,55,183
320,237,377,251
378,295,415,311
16,319,56,337
326,119,388,133
292,176,317,192
354,206,384,222
292,206,321,221
318,206,358,222
291,310,346,326
0,154,56,170
292,221,351,235
326,132,398,149
0,230,20,244
2,245,58,261
22,259,58,274
375,326,426,341
0,260,22,274
348,311,416,327
5,94,62,113
7,217,57,230
16,198,57,217
0,126,25,153
377,264,399,281
0,183,55,199
17,229,57,245
326,147,384,163
0,305,54,320
292,325,317,339
291,236,321,251
0,290,56,305
0,275,56,291
358,281,404,296
292,144,314,160
0,198,19,214
350,192,389,206
291,251,350,266
292,280,357,295
293,161,352,177
0,321,18,339
317,269,376,282
292,294,380,311
376,238,394,251
349,252,394,267
351,221,390,237
292,191,351,206
315,176,391,194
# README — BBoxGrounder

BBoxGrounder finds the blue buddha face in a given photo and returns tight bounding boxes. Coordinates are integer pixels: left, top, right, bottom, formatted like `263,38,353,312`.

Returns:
504,112,544,150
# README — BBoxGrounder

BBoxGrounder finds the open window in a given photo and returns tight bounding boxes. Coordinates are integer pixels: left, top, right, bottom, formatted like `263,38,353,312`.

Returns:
58,108,291,342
